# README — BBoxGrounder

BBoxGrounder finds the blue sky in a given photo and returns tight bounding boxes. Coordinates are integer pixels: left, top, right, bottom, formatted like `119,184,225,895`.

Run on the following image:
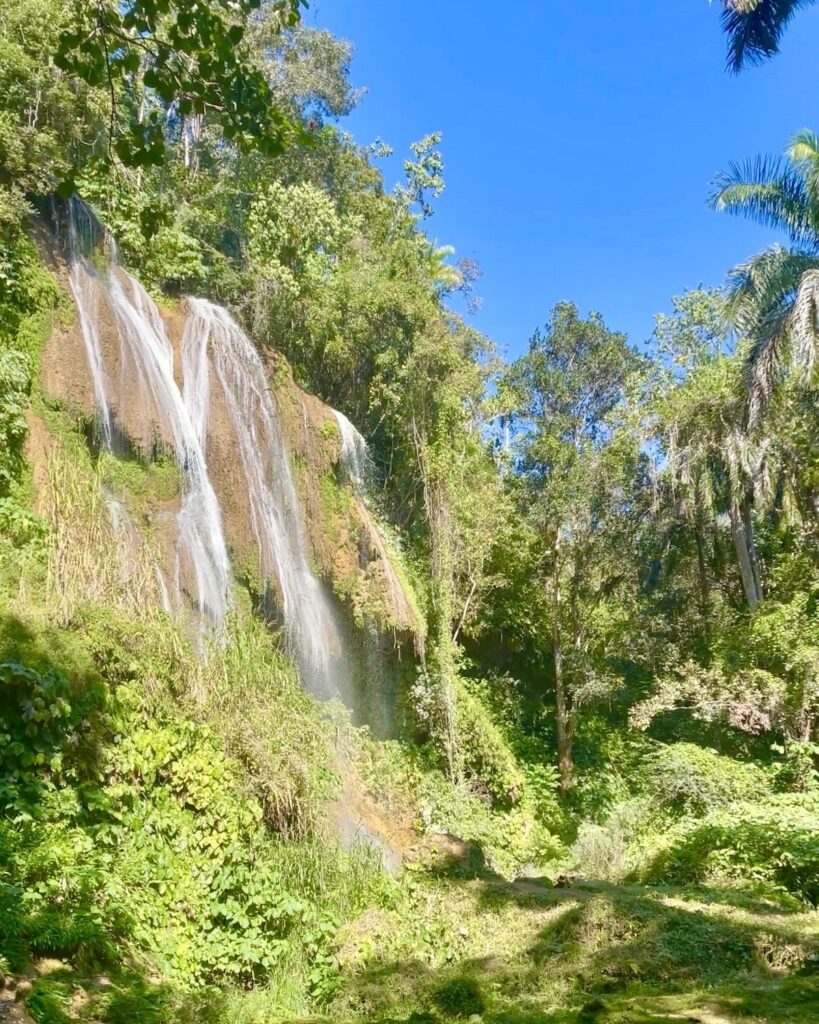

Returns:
307,2,819,360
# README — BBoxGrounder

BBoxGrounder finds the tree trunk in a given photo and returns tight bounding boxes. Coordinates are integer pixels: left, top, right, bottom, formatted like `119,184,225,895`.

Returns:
693,511,711,643
552,534,574,790
729,498,761,609
742,495,764,603
553,635,574,790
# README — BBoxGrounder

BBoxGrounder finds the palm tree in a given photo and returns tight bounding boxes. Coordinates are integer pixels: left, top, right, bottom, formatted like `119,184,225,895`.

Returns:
710,130,819,422
662,354,766,609
720,0,816,73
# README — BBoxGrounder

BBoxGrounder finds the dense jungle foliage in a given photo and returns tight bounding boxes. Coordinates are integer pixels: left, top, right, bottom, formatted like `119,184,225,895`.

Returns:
0,1,817,1022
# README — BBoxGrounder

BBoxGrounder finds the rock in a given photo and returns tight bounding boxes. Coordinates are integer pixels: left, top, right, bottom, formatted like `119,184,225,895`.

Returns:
13,981,32,1002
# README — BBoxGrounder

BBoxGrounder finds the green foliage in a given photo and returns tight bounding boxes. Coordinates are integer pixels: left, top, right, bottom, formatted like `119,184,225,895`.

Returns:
643,793,819,903
55,0,306,171
644,742,772,815
711,129,819,420
0,659,104,809
359,735,560,879
0,0,107,218
0,230,59,495
719,0,813,73
452,679,524,804
0,350,30,490
396,133,446,220
0,607,388,1012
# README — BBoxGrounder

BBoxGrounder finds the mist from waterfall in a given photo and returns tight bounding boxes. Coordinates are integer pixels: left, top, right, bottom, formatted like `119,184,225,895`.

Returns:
183,298,348,699
67,199,232,629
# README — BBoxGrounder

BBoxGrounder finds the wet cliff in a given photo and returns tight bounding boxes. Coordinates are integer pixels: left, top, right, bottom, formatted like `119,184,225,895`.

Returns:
26,202,424,732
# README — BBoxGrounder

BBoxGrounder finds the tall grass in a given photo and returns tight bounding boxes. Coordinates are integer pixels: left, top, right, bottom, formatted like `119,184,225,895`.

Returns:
42,442,160,622
203,614,337,838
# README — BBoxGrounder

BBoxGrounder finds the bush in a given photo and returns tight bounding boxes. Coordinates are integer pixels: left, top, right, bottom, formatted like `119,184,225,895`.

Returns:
0,607,389,1006
644,742,772,815
642,794,819,903
453,679,524,805
570,820,628,882
0,658,105,809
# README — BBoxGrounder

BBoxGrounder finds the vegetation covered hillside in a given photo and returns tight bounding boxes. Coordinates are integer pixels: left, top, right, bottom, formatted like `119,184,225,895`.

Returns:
0,2,817,1022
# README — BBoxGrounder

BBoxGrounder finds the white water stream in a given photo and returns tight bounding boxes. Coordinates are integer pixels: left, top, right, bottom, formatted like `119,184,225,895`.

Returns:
67,200,357,695
183,298,346,696
67,199,112,447
334,409,373,492
67,200,232,629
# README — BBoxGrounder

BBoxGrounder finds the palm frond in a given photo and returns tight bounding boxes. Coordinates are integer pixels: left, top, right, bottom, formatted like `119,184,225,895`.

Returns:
789,268,819,381
746,309,791,423
788,129,819,212
709,156,814,244
721,0,815,73
725,244,811,331
787,128,819,165
725,245,819,421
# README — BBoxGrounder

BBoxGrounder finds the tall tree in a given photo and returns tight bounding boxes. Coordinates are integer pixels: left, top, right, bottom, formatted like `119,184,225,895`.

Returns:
503,303,646,788
653,289,768,611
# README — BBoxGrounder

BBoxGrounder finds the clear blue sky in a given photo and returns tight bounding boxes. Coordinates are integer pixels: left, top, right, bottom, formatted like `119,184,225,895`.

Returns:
307,1,819,359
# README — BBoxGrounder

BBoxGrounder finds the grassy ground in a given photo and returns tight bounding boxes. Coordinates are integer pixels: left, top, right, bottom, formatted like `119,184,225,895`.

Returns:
322,873,819,1024
8,845,818,1024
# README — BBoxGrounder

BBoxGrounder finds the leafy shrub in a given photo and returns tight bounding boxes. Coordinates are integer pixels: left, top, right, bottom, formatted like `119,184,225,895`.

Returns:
0,230,59,500
0,659,105,809
773,739,819,793
570,820,628,882
0,607,390,1005
453,679,524,804
642,794,819,903
644,742,771,815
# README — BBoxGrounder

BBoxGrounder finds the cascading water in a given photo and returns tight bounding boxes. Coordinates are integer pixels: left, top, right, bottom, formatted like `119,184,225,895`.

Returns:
334,409,373,492
332,408,420,635
67,200,113,447
66,198,232,629
183,298,347,697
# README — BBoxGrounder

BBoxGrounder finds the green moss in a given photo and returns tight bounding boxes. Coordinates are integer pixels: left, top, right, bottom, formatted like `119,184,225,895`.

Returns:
98,449,180,508
319,470,352,541
320,417,339,442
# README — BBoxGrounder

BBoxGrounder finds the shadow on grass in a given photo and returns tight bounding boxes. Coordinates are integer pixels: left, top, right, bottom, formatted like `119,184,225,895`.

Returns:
333,872,819,1023
22,965,219,1024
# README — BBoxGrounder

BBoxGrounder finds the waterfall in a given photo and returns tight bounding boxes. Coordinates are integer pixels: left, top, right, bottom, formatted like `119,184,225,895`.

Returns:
331,408,420,635
67,199,232,629
67,200,112,447
334,409,373,492
183,298,347,698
